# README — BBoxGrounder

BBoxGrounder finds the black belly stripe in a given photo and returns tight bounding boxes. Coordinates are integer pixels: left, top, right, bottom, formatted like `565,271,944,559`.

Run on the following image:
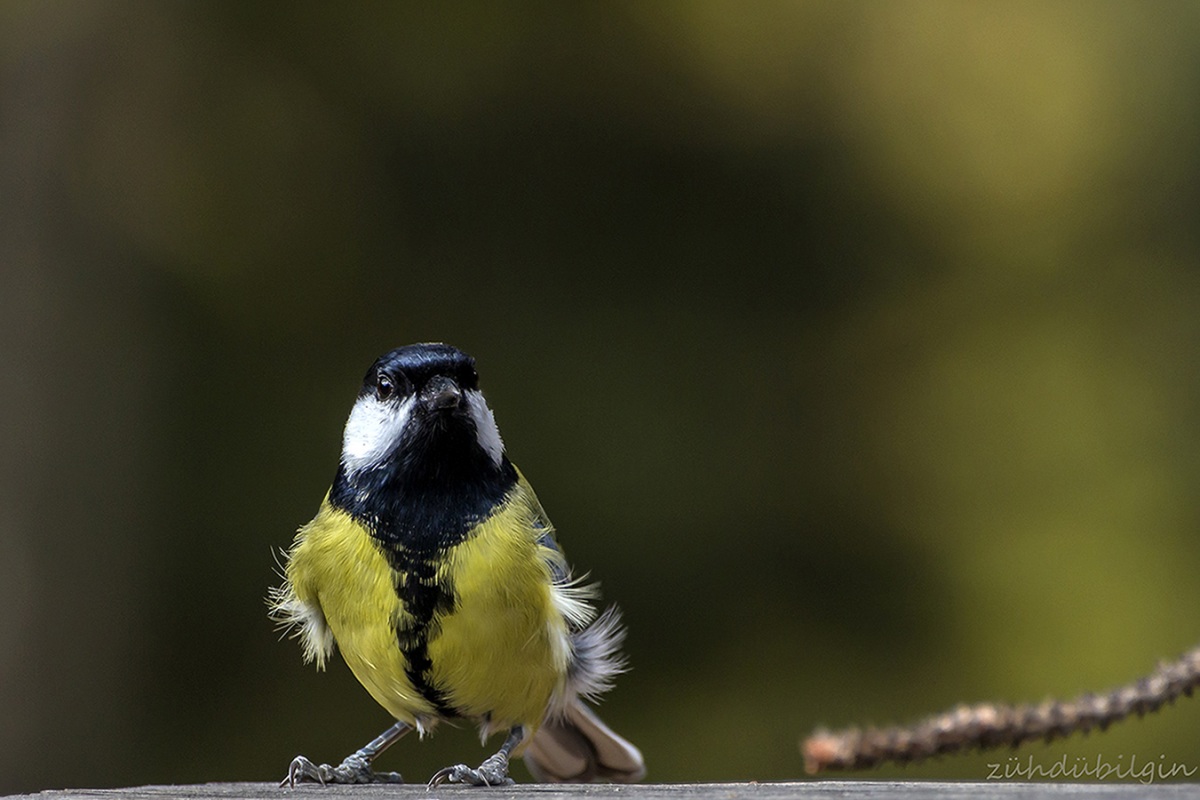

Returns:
392,551,458,717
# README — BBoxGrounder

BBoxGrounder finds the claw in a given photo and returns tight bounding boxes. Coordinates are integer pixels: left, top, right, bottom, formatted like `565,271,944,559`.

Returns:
282,755,321,787
282,753,403,786
427,726,522,787
427,753,514,787
428,763,514,787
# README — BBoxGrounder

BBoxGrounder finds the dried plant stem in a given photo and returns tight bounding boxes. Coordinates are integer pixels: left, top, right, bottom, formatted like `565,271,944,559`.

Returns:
803,644,1200,774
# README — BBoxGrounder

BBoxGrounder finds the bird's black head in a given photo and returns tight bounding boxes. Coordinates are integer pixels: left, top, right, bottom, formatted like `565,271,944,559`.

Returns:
361,343,479,407
331,343,518,546
338,343,509,485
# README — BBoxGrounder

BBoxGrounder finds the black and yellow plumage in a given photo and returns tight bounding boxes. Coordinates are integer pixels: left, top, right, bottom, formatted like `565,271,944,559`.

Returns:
270,343,644,786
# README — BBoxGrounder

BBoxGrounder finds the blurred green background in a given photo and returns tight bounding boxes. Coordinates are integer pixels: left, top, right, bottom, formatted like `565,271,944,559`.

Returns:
5,1,1200,793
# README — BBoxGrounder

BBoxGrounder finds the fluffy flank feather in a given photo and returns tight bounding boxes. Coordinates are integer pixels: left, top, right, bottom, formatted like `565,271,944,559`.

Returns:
549,573,600,630
267,574,335,670
562,606,627,708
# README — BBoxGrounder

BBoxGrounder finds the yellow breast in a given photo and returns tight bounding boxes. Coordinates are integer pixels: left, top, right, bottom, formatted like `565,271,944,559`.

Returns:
282,479,569,731
283,499,434,722
430,482,570,728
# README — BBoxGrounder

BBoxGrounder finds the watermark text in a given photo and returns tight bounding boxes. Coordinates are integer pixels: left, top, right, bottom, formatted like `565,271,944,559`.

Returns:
986,754,1197,784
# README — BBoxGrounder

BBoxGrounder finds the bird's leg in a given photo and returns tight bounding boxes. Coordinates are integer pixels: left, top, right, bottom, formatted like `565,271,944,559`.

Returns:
283,720,411,786
428,726,525,787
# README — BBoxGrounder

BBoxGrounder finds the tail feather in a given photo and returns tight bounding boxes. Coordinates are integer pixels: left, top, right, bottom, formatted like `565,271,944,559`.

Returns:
524,699,645,783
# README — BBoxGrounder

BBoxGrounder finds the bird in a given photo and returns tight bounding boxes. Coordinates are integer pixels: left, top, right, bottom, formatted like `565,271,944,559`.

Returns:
269,342,645,786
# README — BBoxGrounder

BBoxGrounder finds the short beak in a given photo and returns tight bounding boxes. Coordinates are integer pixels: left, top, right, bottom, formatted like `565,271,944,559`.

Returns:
422,375,462,410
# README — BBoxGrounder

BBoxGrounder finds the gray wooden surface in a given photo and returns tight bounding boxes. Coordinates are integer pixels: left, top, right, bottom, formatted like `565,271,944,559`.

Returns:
5,783,1199,800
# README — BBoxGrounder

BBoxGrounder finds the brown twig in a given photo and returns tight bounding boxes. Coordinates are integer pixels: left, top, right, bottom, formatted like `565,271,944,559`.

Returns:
802,644,1200,774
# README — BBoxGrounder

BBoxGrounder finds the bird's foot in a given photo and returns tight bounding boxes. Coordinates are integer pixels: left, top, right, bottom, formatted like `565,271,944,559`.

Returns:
282,753,404,786
428,753,514,787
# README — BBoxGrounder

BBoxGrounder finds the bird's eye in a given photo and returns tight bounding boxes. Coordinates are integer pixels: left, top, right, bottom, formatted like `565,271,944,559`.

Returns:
376,372,395,400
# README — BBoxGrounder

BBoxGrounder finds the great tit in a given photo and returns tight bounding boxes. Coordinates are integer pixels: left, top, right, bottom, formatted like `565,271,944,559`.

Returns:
270,343,644,786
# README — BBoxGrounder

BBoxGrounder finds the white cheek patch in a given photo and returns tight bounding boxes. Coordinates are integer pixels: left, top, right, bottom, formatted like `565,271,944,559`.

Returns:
341,394,415,474
466,389,504,465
